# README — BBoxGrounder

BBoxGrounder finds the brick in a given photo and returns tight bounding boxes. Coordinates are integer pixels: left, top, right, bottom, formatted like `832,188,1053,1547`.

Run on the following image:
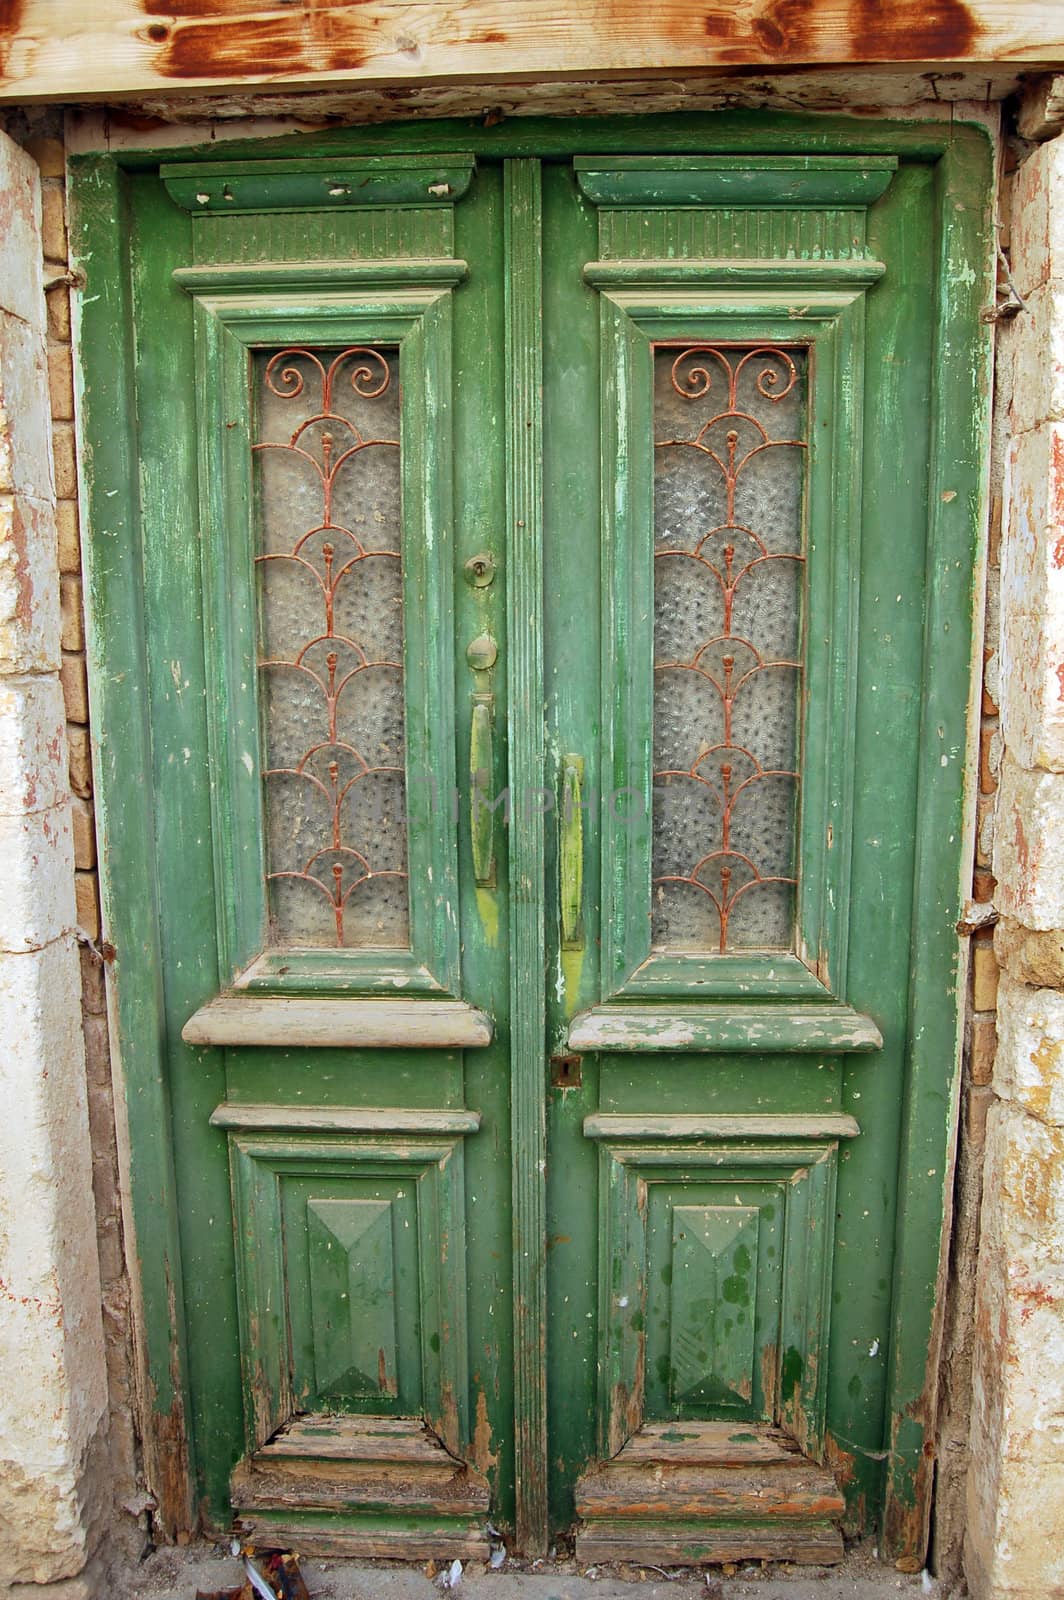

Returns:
61,650,89,724
41,183,67,264
81,1013,111,1087
973,868,997,904
970,1015,998,1086
70,794,96,869
973,942,1001,1012
78,943,106,1015
51,420,77,501
47,342,74,422
966,1085,995,1146
46,284,71,344
67,725,92,798
24,136,65,180
59,573,84,652
982,649,999,717
56,499,80,572
979,723,998,795
75,870,99,941
976,793,997,870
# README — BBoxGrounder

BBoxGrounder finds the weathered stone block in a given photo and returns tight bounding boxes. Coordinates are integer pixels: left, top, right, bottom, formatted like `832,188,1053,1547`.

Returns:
0,134,44,329
996,917,1064,986
0,933,108,1585
46,282,71,344
995,974,1064,1126
0,674,67,818
0,802,75,953
1009,135,1064,301
1005,281,1064,436
994,757,1064,929
0,312,53,500
999,424,1064,770
0,494,60,675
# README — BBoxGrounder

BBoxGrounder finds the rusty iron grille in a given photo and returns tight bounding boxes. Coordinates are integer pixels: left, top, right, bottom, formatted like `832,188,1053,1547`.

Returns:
652,344,808,953
252,346,409,949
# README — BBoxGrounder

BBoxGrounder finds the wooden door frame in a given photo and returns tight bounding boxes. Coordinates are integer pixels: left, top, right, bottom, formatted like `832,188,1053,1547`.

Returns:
69,110,992,1567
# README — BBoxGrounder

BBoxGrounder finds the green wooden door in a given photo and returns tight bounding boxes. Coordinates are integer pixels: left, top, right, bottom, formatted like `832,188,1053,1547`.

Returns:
71,123,991,1570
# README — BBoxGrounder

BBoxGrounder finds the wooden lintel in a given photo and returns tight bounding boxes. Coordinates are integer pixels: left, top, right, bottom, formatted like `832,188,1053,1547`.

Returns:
1,3,1062,104
183,994,493,1048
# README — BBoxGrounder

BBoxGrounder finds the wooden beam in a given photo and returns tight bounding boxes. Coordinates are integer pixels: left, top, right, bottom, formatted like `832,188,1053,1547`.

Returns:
1,2,1062,103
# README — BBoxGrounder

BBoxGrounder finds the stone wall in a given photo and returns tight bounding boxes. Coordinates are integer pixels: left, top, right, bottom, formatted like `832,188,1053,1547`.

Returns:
0,126,110,1589
965,121,1064,1600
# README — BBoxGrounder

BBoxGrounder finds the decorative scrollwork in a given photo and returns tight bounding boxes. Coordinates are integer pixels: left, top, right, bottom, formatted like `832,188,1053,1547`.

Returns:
253,345,407,949
653,343,808,953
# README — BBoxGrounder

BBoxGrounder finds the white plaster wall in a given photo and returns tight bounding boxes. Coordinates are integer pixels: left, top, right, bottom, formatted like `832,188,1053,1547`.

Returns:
0,128,109,1587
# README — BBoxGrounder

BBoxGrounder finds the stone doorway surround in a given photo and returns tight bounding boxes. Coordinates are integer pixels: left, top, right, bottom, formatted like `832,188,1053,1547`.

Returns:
2,69,1064,1600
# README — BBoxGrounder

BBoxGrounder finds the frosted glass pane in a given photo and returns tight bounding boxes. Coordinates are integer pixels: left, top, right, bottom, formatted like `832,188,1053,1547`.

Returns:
651,345,807,953
253,346,409,949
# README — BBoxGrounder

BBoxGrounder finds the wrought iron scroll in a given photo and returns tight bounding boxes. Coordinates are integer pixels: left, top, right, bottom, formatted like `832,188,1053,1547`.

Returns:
253,346,408,948
652,345,807,952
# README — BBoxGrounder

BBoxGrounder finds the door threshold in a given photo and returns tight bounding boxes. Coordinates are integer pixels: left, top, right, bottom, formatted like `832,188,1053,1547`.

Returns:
574,1423,844,1567
232,1414,491,1561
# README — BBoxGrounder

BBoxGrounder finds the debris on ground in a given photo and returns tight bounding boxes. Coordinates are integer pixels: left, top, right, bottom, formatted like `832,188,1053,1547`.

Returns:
196,1548,311,1600
434,1557,464,1590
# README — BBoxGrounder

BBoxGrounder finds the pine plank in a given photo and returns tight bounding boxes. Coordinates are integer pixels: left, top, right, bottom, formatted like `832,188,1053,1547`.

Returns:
575,1521,844,1565
3,3,1063,101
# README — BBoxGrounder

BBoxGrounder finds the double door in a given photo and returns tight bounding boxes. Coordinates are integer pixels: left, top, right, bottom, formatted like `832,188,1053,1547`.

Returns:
73,129,989,1568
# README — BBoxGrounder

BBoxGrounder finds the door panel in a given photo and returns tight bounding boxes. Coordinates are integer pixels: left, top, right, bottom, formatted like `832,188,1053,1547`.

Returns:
71,125,991,1567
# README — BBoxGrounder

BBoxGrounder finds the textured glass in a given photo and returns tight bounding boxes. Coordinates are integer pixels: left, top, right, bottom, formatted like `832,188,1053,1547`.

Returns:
254,346,409,948
652,346,807,952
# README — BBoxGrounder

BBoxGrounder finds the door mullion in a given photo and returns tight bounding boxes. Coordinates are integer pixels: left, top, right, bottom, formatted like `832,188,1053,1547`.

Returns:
504,156,549,1558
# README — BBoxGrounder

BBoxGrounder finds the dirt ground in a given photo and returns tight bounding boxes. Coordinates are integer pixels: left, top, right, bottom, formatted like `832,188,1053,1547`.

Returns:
109,1539,956,1600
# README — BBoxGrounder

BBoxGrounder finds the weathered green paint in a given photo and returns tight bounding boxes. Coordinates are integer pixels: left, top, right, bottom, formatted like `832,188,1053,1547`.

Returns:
70,111,991,1568
560,756,585,950
503,157,550,1556
573,154,899,209
161,154,477,214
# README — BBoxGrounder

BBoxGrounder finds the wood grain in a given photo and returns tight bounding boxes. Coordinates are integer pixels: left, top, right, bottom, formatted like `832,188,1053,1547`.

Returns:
3,2,1063,101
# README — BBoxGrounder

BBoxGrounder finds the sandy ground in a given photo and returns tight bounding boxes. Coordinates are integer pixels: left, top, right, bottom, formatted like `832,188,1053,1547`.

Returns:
111,1540,956,1600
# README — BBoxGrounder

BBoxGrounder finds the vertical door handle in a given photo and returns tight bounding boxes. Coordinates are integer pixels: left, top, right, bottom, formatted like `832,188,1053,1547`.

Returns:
560,755,584,949
470,694,495,887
